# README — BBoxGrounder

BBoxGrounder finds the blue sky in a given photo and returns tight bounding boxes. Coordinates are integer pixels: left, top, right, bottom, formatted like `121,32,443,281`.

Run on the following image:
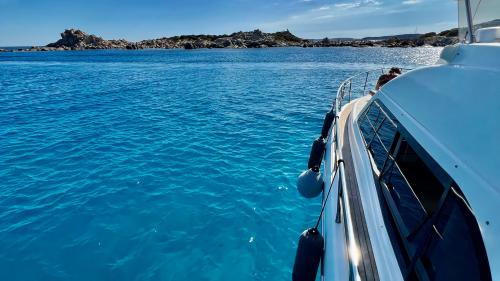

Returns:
0,0,457,46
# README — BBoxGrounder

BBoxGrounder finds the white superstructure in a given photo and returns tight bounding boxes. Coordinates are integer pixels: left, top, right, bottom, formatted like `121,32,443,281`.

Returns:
320,1,500,280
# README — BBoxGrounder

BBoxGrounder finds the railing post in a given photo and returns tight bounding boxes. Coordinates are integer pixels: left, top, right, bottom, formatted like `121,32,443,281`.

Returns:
335,171,343,224
348,80,352,102
339,87,344,108
363,72,369,95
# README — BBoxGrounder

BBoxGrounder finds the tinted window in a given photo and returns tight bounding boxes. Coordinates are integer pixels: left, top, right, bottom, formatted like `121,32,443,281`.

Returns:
358,101,397,171
367,102,384,128
378,117,397,149
359,112,375,144
396,141,445,215
357,100,491,281
416,189,492,281
382,158,427,234
369,134,389,170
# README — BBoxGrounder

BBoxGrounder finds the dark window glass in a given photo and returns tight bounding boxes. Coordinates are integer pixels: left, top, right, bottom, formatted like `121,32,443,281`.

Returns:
378,117,397,150
418,190,492,281
359,113,375,144
382,159,427,234
358,100,491,281
367,102,383,129
358,101,397,171
396,141,445,215
369,134,388,170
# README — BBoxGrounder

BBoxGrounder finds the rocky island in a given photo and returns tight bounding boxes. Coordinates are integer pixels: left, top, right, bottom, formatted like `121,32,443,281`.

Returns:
9,28,459,52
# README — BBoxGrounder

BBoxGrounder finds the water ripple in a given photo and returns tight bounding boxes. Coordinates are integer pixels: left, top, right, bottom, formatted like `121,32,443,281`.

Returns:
0,47,442,281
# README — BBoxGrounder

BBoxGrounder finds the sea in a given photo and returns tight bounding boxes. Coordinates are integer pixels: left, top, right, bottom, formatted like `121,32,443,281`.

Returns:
0,47,442,281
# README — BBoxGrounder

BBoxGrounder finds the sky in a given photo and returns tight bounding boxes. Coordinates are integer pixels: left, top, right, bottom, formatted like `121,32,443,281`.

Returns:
0,0,457,46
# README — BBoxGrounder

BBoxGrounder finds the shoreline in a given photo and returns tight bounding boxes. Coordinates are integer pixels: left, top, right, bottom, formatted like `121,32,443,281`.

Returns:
0,45,446,53
0,28,459,53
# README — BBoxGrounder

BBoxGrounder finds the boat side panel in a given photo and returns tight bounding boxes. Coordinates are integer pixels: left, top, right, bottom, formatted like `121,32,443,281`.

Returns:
349,96,404,281
377,78,500,279
322,109,349,281
342,113,380,281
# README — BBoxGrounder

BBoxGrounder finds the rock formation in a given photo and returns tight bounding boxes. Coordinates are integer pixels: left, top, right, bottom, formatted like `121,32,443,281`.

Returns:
45,29,133,50
2,27,460,52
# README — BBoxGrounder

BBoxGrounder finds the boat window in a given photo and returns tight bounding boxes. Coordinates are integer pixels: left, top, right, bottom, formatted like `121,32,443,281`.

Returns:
369,134,389,171
412,188,492,281
378,117,397,149
358,100,397,171
359,100,450,234
357,99,491,281
380,136,449,236
381,156,427,235
395,140,445,215
359,113,375,144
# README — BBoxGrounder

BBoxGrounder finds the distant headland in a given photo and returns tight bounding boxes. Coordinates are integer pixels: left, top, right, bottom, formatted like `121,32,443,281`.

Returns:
0,28,459,52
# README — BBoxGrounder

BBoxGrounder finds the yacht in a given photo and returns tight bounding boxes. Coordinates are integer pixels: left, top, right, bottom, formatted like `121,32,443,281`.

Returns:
293,0,499,280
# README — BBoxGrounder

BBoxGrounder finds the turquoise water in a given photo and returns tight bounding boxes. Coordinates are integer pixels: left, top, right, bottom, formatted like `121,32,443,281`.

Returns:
0,47,441,281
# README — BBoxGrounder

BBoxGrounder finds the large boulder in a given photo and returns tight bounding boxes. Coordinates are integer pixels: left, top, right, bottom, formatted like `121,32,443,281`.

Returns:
273,30,302,43
48,29,93,47
425,36,458,46
193,39,208,49
233,39,246,48
249,29,269,41
183,42,195,49
214,38,233,48
46,29,119,49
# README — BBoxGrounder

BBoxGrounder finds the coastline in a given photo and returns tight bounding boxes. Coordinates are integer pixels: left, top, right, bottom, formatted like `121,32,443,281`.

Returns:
0,28,458,53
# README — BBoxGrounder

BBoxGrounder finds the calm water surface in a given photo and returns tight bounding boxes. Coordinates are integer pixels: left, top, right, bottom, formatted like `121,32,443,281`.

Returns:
0,47,441,281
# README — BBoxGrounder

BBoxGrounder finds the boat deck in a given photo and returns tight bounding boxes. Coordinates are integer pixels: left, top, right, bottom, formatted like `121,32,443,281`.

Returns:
339,102,380,281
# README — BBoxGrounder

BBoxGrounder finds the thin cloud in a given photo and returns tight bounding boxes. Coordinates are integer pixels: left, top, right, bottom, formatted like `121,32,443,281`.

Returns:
315,5,331,10
402,0,422,5
333,0,382,9
262,2,382,30
334,3,361,9
259,0,454,39
363,0,382,6
314,14,335,20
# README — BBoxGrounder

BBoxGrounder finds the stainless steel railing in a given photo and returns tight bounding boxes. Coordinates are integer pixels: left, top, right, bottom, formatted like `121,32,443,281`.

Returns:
335,68,410,109
330,68,408,281
332,86,362,281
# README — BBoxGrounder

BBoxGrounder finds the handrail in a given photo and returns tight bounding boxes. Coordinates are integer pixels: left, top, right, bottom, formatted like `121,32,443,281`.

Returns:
334,68,410,109
330,68,408,281
332,103,361,281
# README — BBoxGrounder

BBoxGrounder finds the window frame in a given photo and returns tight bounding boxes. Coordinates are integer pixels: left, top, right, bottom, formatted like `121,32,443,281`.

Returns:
356,99,490,281
358,100,397,173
